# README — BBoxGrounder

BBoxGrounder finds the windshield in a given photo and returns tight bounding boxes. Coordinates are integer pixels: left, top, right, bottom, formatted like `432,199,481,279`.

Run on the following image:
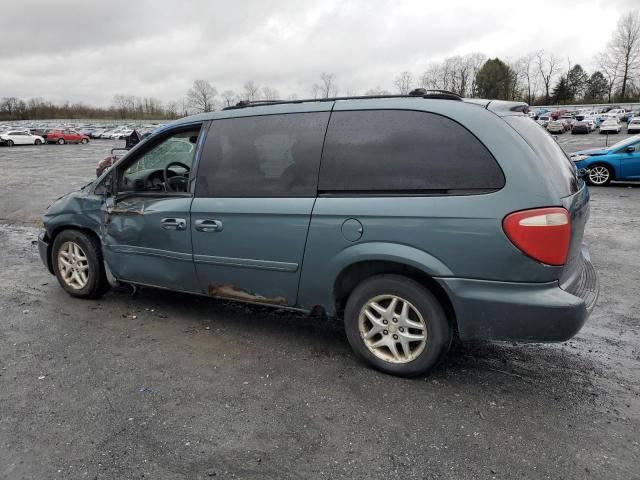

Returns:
607,134,640,151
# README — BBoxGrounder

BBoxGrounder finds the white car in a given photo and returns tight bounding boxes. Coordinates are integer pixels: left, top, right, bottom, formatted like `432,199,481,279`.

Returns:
110,129,134,139
599,119,622,134
536,115,551,127
0,130,45,146
627,117,640,134
546,120,565,134
603,108,625,121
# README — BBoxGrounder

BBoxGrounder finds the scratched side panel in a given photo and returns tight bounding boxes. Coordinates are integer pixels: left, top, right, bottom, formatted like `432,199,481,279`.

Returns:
102,196,199,292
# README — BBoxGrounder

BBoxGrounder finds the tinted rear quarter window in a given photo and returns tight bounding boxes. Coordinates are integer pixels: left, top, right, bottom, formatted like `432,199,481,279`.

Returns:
318,110,504,193
505,116,578,196
197,112,330,197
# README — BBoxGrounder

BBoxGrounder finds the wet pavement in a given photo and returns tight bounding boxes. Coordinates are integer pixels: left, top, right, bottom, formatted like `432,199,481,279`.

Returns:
0,136,638,479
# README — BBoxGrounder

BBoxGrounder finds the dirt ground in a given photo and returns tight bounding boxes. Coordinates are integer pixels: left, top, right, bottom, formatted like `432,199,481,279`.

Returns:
0,135,638,479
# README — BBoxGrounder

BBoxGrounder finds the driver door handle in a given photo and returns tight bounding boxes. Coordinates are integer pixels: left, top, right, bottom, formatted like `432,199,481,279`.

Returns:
195,219,223,233
161,217,187,231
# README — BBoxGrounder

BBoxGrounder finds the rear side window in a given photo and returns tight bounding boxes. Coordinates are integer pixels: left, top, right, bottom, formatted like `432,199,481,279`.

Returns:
505,116,578,195
196,112,330,197
318,110,504,193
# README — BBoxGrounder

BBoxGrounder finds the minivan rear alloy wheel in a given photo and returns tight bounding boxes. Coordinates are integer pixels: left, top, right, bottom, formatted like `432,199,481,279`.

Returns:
344,274,452,377
587,165,612,186
52,229,109,298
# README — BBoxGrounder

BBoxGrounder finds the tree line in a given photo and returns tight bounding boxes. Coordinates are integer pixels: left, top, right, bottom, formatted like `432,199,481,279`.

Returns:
1,10,638,121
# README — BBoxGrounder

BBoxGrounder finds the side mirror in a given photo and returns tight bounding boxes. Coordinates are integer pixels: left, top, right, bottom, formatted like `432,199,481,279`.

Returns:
626,146,635,153
95,171,114,196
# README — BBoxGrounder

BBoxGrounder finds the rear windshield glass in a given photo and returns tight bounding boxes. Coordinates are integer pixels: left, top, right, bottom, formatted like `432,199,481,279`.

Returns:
505,116,578,196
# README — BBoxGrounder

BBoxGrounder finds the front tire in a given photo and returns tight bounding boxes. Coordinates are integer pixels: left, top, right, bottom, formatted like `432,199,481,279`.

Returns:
57,138,65,144
35,139,42,145
81,138,89,144
52,229,109,298
344,274,452,377
6,139,14,147
587,164,613,186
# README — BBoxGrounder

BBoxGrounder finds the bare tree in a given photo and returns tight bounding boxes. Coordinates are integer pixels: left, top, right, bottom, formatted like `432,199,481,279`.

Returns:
112,94,136,119
596,50,621,102
535,50,560,104
419,53,486,97
187,80,217,113
467,53,487,97
365,87,392,96
517,53,540,104
261,86,280,101
243,81,260,101
313,72,338,98
607,11,640,100
165,101,179,118
393,71,415,94
220,90,237,107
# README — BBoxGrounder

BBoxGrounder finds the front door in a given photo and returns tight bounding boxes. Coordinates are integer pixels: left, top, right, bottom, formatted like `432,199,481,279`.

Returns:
619,140,640,180
191,110,331,307
101,124,204,292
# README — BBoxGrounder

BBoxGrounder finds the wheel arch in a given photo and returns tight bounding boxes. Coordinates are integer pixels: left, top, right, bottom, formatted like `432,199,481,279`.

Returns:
333,260,458,334
589,160,617,179
46,225,102,273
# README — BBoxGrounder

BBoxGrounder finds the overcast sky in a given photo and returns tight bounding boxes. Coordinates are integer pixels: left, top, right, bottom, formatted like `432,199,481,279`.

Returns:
0,0,636,107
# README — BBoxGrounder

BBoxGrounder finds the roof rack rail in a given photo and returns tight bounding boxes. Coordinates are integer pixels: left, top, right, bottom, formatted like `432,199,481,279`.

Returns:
223,90,463,110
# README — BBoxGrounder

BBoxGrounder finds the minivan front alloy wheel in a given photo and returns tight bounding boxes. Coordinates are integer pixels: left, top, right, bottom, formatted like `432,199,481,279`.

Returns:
57,241,89,289
52,229,109,298
344,274,452,377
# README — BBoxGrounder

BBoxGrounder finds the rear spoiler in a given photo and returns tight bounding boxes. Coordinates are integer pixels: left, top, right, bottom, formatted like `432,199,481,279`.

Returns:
465,98,529,116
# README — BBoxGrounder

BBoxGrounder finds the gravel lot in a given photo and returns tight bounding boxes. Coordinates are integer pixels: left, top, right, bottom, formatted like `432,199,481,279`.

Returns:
0,134,638,479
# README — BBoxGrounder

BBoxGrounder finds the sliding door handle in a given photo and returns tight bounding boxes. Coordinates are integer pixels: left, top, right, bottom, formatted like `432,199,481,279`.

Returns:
195,219,223,232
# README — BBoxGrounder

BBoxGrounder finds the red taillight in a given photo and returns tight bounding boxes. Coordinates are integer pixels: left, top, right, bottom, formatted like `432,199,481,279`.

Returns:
502,207,571,266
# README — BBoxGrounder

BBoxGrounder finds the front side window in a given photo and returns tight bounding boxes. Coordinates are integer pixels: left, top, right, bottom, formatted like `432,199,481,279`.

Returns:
319,110,505,193
196,112,330,197
118,128,200,193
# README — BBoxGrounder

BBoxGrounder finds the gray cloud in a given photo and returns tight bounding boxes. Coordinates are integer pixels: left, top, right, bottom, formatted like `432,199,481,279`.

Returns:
0,0,634,106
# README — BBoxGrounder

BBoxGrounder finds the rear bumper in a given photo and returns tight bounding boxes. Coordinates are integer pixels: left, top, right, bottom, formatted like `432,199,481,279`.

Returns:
437,254,599,342
38,231,54,274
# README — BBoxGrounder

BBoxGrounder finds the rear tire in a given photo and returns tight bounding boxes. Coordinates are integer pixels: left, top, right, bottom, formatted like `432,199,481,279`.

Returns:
587,164,612,186
344,274,452,377
57,138,65,144
81,138,89,144
52,229,110,299
35,139,42,145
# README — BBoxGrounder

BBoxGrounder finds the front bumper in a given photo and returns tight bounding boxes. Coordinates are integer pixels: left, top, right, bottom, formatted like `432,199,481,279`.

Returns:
38,231,54,274
437,254,599,342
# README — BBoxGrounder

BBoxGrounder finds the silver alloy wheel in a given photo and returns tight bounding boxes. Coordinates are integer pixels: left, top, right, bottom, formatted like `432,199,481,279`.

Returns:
358,294,428,364
57,241,89,290
589,166,610,185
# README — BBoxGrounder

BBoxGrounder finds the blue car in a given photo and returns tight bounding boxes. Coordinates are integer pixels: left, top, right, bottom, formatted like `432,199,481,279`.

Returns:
571,134,640,185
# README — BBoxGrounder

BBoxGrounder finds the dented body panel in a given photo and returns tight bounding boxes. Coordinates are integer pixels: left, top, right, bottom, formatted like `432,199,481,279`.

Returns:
101,195,199,292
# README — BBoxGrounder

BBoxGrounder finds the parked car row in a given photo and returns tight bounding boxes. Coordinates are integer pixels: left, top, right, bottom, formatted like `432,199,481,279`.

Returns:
0,128,90,145
538,114,640,135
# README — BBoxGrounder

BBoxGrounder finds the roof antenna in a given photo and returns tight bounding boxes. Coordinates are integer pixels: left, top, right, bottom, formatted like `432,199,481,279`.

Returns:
409,88,427,96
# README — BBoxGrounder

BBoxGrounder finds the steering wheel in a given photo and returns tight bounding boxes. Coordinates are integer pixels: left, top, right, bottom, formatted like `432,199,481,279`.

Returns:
164,161,191,192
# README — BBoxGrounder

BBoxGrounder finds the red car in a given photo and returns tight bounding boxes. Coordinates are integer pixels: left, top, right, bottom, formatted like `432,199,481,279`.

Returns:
44,129,90,145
